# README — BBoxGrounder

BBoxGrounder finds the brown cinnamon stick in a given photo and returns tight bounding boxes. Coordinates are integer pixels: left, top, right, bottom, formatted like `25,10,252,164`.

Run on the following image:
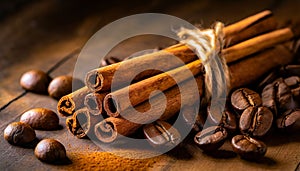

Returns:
225,14,277,47
94,76,204,143
230,43,294,89
85,10,276,92
84,92,108,115
66,108,102,139
57,86,91,117
223,27,294,63
103,60,203,117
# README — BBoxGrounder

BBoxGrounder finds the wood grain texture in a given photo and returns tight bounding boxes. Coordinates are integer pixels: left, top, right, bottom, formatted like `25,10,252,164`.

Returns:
0,0,299,170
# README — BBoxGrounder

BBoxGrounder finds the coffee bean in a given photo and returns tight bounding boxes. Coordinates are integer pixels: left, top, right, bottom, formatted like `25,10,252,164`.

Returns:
262,78,295,116
20,108,59,130
276,109,300,132
239,106,273,137
194,126,228,152
231,88,262,112
20,70,51,94
182,105,205,132
207,105,237,134
34,139,66,163
48,76,83,100
231,135,267,160
262,83,278,116
100,56,121,67
4,122,36,146
276,78,294,111
143,120,181,148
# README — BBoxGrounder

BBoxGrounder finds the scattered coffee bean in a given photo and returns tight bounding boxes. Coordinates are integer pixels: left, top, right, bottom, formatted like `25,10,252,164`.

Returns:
194,126,228,152
276,109,300,132
231,88,262,113
20,70,51,94
261,83,278,116
4,122,36,146
239,106,273,137
231,135,267,160
48,76,83,100
100,56,121,67
207,105,237,134
182,105,205,132
34,139,66,163
20,108,59,130
143,120,181,148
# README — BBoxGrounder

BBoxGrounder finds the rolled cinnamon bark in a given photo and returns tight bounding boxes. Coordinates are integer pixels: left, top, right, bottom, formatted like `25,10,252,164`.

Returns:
223,28,294,63
230,43,294,89
66,108,102,139
85,10,276,92
103,60,203,117
57,87,91,117
95,76,204,143
84,92,109,115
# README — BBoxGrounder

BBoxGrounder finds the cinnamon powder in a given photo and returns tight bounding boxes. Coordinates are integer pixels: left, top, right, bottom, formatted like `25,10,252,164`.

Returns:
63,151,167,170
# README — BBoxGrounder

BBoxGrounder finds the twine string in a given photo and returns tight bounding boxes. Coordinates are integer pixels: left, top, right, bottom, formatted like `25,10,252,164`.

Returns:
176,22,230,101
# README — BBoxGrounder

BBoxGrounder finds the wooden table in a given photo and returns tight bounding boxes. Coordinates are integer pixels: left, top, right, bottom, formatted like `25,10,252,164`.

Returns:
0,0,299,170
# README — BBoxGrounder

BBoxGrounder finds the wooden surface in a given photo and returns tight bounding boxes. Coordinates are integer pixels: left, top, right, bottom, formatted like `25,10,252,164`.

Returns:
0,0,300,170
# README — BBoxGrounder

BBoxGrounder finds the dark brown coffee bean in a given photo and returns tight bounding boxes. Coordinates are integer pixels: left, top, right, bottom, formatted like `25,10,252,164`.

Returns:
20,70,51,94
48,76,84,100
20,108,59,130
239,106,273,137
194,126,228,151
262,83,278,116
34,139,66,163
100,56,121,67
4,122,36,146
182,105,205,132
207,105,237,134
231,88,262,112
276,109,300,132
143,120,181,148
231,135,267,160
276,78,293,111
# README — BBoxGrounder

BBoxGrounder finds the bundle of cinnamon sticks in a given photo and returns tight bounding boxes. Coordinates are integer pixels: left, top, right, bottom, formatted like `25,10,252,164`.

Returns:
58,10,297,143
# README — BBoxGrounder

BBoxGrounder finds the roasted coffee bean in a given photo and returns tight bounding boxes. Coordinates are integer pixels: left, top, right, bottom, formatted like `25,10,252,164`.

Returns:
207,105,237,134
261,83,278,116
100,56,121,67
231,135,267,160
262,78,294,115
275,78,294,111
231,88,262,112
20,70,51,94
34,139,66,163
143,120,181,148
182,105,205,132
276,109,300,132
4,122,36,146
194,126,228,151
239,106,273,137
20,108,59,130
284,76,300,106
48,76,83,100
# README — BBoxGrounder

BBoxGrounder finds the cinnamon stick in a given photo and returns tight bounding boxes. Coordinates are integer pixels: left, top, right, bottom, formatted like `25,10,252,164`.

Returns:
225,15,277,47
84,92,108,115
85,10,276,92
57,86,91,117
66,108,102,139
223,28,294,63
103,60,203,117
95,76,204,143
230,43,294,89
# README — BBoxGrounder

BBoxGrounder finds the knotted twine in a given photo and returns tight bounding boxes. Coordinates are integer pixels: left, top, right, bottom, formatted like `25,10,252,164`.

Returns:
176,22,230,102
